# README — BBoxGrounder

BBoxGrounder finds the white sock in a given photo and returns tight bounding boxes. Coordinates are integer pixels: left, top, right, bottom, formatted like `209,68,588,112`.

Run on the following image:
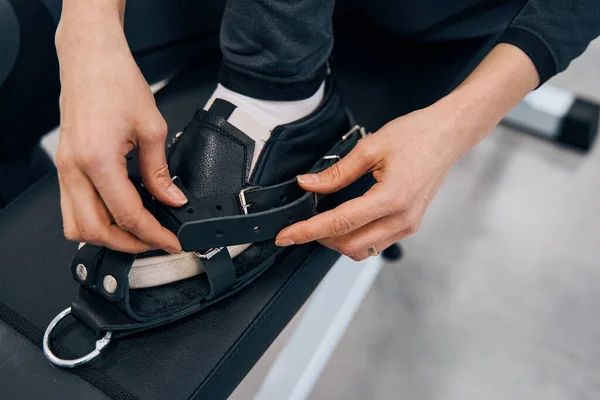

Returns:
128,82,325,289
204,83,325,173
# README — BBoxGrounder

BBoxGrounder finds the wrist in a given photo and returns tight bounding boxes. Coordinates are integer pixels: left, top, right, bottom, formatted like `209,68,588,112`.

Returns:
56,0,126,57
432,43,539,153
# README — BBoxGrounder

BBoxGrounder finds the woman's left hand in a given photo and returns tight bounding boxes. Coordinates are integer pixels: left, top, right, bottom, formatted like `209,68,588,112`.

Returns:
275,102,470,260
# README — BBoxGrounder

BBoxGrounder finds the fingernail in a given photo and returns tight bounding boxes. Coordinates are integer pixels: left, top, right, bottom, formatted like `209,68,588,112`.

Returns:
164,247,182,254
297,174,319,184
167,183,188,205
275,238,295,247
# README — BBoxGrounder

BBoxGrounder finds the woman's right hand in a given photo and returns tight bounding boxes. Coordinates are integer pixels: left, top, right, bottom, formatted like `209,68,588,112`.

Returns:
55,2,186,254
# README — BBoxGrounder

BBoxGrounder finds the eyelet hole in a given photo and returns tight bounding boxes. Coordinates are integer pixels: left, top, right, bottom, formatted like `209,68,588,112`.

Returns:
126,155,133,161
215,231,223,238
287,216,295,224
186,207,194,214
279,195,287,203
215,205,222,211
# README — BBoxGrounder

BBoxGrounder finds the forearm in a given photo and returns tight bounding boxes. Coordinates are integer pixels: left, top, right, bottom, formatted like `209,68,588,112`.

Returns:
56,0,126,58
433,43,540,157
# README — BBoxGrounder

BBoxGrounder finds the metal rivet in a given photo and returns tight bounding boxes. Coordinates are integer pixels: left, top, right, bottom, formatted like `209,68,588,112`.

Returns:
76,263,88,281
103,275,118,294
78,242,86,250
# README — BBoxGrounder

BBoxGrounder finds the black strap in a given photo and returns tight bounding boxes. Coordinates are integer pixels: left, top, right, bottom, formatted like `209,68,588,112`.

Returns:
202,248,237,300
156,126,361,250
177,188,316,250
71,244,105,286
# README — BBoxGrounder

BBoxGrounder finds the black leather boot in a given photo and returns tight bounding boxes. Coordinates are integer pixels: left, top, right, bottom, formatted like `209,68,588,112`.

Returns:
43,75,369,368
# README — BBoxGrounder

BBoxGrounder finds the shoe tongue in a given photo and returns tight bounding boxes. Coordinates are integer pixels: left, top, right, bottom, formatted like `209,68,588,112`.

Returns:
167,99,267,199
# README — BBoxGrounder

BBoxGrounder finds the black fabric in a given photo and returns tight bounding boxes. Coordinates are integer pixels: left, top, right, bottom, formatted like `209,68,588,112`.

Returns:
218,0,334,100
3,0,599,168
503,0,600,81
498,27,556,85
219,59,329,101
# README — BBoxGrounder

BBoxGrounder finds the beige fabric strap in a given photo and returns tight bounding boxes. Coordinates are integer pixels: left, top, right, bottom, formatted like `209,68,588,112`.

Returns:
128,244,250,289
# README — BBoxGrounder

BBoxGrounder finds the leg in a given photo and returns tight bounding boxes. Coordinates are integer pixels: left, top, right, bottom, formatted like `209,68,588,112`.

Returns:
218,0,334,100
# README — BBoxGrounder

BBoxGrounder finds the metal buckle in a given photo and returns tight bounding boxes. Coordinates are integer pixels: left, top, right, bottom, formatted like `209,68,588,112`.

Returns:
43,306,113,368
194,247,224,260
238,186,259,215
342,125,367,141
322,155,341,160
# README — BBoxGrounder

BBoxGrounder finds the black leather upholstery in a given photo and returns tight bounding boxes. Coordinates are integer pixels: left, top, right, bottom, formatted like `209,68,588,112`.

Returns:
0,31,498,399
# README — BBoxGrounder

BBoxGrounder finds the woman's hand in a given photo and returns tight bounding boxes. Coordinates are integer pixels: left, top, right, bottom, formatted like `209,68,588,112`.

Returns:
55,1,186,254
276,104,466,260
276,43,540,260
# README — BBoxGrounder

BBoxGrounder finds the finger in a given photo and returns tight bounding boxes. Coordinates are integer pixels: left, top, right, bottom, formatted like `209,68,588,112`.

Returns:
84,157,182,253
275,184,395,246
63,167,154,253
136,117,188,207
297,137,381,194
318,211,417,261
322,230,407,262
57,172,81,241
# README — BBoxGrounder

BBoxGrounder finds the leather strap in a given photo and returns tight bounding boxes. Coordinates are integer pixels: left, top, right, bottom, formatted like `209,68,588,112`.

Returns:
202,248,237,300
173,183,317,250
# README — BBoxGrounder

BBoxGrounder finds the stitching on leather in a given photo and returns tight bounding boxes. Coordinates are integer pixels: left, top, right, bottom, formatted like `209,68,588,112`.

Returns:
194,245,330,398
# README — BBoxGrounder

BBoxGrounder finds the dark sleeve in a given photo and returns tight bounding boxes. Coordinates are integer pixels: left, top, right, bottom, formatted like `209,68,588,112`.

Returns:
497,0,600,85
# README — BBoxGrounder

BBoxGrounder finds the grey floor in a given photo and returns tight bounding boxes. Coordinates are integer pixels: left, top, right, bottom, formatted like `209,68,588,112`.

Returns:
42,41,600,400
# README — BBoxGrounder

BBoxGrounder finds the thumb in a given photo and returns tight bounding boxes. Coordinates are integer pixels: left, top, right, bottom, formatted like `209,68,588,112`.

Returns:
137,119,188,207
297,141,377,194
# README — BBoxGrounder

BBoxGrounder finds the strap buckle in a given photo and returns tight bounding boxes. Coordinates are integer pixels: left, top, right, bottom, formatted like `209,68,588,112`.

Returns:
194,247,224,260
323,126,367,160
342,125,367,141
238,186,260,215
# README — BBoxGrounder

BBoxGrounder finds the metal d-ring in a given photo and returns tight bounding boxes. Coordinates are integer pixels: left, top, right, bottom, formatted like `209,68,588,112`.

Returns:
43,306,113,369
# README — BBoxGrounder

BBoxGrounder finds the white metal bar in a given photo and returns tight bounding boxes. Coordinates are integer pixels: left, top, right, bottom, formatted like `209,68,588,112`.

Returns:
503,84,576,139
253,255,383,400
